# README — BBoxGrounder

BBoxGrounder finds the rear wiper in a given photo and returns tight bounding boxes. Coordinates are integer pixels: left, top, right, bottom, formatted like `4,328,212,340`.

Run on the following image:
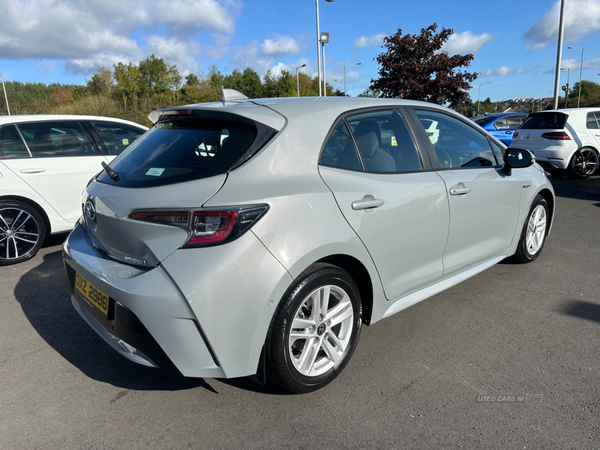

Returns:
101,161,120,182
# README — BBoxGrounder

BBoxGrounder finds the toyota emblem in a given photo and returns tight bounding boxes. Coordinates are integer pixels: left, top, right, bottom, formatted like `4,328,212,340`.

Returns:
85,199,96,223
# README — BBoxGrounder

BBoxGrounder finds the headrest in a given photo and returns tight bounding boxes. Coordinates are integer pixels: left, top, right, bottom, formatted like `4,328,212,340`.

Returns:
356,132,379,158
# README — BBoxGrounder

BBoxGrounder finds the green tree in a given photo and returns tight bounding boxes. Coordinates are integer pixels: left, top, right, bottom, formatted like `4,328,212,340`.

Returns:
370,23,478,106
113,62,141,108
138,54,170,97
568,80,600,107
87,66,113,96
242,68,263,98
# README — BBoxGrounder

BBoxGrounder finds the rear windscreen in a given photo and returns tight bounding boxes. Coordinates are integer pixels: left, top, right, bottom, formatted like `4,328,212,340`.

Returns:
520,113,567,130
98,117,264,187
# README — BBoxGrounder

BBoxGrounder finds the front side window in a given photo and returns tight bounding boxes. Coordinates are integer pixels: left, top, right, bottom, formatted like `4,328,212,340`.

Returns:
414,109,498,169
90,121,146,155
0,125,29,159
346,109,422,173
17,121,95,157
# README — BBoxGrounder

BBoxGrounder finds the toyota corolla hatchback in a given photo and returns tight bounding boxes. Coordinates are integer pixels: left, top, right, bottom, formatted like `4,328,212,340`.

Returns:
63,93,555,393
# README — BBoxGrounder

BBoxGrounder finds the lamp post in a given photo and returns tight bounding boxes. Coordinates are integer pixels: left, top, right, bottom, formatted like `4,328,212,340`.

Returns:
315,0,334,97
561,67,570,108
477,84,483,116
567,46,584,108
344,62,361,97
1,73,10,115
320,32,329,96
296,64,306,97
553,0,566,109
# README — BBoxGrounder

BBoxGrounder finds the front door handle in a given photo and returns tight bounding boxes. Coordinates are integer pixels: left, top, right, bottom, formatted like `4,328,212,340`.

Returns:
352,195,385,210
449,187,471,196
20,168,46,174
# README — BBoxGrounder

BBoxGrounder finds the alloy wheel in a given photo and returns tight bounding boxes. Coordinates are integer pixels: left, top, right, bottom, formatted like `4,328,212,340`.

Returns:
572,149,598,178
0,207,41,262
525,204,547,256
288,284,354,377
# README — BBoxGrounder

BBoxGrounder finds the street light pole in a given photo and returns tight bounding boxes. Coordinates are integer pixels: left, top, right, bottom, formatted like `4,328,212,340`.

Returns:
561,67,570,108
344,62,361,97
567,46,584,107
296,64,306,97
1,73,10,115
320,32,330,97
315,0,334,98
477,84,483,116
553,0,566,109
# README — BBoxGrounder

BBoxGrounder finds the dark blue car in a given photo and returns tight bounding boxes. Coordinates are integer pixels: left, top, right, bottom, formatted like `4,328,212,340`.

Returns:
471,113,528,146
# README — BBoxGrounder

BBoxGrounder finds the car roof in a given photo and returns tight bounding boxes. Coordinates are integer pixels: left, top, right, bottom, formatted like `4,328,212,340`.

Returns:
151,96,457,130
0,114,148,129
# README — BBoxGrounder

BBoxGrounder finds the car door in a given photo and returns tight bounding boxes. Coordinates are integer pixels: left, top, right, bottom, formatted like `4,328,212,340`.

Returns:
2,120,106,224
318,108,449,300
409,108,522,278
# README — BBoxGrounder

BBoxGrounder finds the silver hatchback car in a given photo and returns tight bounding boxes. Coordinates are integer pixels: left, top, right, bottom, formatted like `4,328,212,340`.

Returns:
63,93,555,393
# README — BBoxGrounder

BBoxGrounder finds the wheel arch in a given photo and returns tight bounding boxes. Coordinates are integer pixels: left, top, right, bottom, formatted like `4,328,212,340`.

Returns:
0,195,52,236
316,254,374,325
536,188,555,233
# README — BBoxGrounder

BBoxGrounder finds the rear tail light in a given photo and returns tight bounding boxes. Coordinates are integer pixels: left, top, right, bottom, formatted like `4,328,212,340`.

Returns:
541,132,571,140
129,205,269,247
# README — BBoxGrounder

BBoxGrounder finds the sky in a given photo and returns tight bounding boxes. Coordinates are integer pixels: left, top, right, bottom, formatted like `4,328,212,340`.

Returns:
0,0,599,102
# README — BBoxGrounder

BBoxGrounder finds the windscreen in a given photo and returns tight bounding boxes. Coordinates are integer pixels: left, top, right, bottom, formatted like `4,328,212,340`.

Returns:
97,117,258,187
520,112,567,130
472,116,496,127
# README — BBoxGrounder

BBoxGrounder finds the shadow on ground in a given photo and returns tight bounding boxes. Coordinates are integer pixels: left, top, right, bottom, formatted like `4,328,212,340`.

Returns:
550,173,600,202
13,250,219,393
560,300,600,324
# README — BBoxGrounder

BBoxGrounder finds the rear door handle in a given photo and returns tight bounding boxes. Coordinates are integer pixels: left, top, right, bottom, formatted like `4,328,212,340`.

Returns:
20,168,46,174
449,187,471,196
352,195,385,210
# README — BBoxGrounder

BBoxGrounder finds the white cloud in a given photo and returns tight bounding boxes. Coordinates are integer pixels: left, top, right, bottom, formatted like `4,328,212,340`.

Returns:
481,64,548,78
524,0,600,51
260,36,300,56
352,33,387,50
442,31,495,55
0,0,240,75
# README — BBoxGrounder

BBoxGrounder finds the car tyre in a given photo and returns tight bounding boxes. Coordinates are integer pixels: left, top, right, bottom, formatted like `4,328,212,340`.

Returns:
0,200,46,266
266,263,362,393
511,195,548,263
570,147,598,178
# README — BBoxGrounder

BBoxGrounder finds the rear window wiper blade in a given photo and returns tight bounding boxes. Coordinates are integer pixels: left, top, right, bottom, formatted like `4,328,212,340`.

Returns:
101,161,120,182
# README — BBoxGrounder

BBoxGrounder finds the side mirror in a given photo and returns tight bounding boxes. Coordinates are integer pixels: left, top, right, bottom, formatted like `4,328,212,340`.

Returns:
502,148,535,176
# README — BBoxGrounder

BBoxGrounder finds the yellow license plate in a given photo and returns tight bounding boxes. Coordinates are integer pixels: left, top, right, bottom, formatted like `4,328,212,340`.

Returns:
75,272,109,316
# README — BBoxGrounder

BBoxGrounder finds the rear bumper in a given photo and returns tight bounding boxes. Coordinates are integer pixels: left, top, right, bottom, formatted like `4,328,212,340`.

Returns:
63,222,292,379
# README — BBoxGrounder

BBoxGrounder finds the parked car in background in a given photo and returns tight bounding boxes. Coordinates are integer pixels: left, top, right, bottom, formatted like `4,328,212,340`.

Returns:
471,112,528,146
0,115,148,265
63,93,555,394
511,108,600,178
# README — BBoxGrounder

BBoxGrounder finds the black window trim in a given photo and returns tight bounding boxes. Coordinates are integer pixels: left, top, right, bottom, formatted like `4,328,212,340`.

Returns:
405,106,506,171
317,105,433,175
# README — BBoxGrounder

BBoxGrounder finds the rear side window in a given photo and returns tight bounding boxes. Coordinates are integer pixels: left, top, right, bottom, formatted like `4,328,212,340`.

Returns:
98,116,269,187
520,113,567,130
18,121,95,157
586,112,599,129
0,125,29,159
90,121,146,155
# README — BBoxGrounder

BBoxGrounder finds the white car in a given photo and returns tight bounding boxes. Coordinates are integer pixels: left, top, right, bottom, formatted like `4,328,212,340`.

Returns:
0,115,147,265
511,108,600,178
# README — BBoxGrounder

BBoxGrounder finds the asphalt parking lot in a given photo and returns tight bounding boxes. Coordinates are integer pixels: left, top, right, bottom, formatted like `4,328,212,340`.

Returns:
1,174,599,450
